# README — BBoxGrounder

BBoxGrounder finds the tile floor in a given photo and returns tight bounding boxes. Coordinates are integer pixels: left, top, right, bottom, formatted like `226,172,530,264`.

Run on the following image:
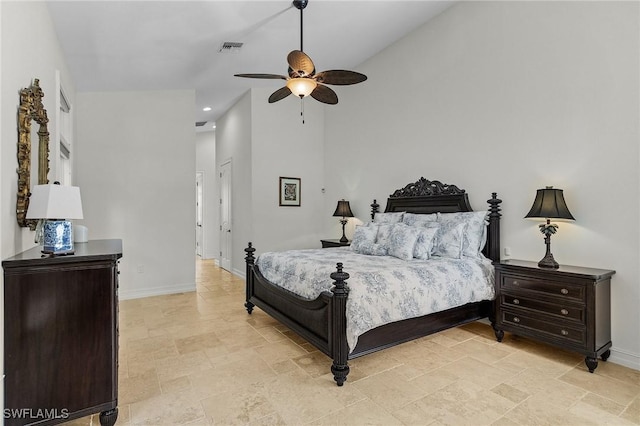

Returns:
67,258,639,425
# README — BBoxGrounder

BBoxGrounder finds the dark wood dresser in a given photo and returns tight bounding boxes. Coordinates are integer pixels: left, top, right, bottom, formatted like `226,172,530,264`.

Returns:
493,259,615,373
3,239,122,426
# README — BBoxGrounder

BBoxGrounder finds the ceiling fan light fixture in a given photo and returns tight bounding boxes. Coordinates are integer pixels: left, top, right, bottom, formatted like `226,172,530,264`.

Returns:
286,78,317,98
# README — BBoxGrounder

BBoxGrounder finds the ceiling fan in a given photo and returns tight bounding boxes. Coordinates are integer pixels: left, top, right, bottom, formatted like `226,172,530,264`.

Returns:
234,0,367,107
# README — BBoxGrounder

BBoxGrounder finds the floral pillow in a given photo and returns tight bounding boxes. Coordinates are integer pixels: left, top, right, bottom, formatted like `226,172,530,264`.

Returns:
432,222,467,259
437,211,488,258
402,212,438,226
385,223,420,261
412,223,440,260
351,224,387,256
375,223,394,250
373,212,405,224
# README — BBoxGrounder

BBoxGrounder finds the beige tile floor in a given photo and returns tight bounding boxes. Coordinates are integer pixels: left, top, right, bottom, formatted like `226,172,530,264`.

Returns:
67,258,639,426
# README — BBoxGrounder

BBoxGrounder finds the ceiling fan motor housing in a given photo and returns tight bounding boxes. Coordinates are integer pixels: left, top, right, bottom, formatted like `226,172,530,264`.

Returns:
293,0,308,10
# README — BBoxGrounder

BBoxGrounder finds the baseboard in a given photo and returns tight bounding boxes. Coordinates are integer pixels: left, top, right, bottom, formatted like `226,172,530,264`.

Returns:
609,347,640,371
119,282,196,300
232,267,246,280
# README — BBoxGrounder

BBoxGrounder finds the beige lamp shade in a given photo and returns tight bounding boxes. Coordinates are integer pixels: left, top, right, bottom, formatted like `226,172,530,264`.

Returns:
26,184,84,220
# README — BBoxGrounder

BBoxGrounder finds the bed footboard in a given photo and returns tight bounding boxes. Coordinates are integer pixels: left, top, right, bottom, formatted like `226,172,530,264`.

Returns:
244,244,351,385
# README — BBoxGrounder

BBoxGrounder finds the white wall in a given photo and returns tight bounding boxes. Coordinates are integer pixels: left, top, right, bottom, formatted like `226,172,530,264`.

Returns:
324,1,639,369
215,91,253,276
250,88,326,252
75,90,196,300
215,88,326,275
1,1,75,257
1,0,78,418
196,130,218,260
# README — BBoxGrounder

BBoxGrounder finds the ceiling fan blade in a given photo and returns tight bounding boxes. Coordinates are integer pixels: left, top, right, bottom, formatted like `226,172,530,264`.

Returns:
268,86,292,103
287,50,315,77
310,84,338,105
234,73,287,80
314,70,367,85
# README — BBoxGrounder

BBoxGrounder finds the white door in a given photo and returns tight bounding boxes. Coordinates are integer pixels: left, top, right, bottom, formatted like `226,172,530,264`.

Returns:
220,161,232,271
195,172,204,257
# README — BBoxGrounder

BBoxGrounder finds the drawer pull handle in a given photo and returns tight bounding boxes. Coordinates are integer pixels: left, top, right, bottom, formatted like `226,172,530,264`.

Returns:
561,329,569,336
513,280,519,286
513,316,520,323
513,298,520,305
560,288,569,295
561,309,569,315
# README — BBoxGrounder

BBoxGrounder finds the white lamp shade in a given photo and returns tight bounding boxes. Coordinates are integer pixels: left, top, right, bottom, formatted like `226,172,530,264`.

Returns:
26,184,84,220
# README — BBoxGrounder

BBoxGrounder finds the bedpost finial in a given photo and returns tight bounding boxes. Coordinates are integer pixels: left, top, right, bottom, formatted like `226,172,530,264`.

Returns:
331,263,350,292
245,242,256,264
487,193,502,217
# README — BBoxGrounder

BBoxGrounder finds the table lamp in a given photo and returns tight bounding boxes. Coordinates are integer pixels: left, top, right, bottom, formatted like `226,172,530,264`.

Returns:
332,199,354,243
525,186,574,268
26,183,84,255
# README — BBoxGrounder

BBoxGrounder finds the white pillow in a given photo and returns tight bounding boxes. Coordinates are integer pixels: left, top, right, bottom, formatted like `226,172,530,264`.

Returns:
351,224,387,256
437,211,488,258
402,212,438,226
386,223,420,261
412,223,440,260
373,212,405,224
432,222,466,259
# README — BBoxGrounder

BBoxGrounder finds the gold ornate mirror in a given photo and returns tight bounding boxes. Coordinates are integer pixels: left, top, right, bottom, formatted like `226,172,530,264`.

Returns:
17,79,50,230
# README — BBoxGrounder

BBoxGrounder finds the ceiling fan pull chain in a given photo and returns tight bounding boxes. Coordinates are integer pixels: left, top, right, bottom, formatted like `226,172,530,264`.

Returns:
301,97,305,124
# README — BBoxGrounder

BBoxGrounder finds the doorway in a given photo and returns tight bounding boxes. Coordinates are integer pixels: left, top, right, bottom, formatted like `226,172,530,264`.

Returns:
195,172,204,257
219,160,232,271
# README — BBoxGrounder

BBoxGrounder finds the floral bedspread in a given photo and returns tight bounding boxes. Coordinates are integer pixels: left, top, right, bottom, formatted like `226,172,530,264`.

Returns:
255,247,495,352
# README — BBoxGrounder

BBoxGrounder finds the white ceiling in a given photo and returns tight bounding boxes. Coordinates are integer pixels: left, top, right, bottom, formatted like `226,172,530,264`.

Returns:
46,0,454,131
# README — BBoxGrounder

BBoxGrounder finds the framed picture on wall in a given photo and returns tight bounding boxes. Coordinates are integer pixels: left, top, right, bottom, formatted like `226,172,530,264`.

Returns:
279,177,301,207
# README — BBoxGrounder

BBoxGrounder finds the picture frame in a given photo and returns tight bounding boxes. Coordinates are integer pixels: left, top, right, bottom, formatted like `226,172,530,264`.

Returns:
279,177,301,207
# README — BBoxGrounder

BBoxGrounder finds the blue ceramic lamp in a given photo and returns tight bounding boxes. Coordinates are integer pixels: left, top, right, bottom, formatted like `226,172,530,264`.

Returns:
26,183,84,255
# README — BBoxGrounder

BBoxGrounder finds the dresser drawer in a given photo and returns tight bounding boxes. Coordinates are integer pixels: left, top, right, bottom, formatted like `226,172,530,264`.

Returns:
500,293,585,322
501,274,585,302
501,310,586,346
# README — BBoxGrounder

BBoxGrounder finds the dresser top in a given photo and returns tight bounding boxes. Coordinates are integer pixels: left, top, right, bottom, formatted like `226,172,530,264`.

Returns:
2,239,122,268
496,259,615,280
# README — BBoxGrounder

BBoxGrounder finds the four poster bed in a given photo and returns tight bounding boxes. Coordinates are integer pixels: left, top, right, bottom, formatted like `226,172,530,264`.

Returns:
244,178,502,386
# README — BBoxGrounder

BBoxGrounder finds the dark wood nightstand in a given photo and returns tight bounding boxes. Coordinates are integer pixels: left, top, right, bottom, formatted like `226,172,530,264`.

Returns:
321,239,351,248
493,259,615,373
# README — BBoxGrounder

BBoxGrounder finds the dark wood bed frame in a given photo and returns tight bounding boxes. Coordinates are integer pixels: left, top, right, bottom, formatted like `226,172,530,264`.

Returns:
244,178,502,386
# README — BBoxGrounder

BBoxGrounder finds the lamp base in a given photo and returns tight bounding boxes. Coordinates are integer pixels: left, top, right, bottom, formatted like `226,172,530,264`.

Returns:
339,219,349,243
538,252,559,268
42,220,75,256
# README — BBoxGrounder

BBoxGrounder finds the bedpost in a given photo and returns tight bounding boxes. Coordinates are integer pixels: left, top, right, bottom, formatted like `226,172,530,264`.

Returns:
330,263,350,386
244,242,256,314
486,193,502,263
370,199,379,220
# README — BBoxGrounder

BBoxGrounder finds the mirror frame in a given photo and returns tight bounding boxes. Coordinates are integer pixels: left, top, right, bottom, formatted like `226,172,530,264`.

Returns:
17,79,50,230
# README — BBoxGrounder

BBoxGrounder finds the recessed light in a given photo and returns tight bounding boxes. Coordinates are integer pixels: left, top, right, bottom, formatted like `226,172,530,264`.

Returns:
212,125,216,129
203,107,211,111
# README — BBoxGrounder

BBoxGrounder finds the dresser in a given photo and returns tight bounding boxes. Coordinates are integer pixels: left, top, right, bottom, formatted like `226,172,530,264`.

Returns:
3,239,122,426
493,259,615,373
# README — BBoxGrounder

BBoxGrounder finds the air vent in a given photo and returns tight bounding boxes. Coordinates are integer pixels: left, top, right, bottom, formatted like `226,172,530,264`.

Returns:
219,42,243,53
195,121,207,127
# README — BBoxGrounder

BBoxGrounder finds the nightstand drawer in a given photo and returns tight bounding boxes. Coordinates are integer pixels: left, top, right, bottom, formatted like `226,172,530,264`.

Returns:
500,293,585,322
501,311,586,346
501,275,584,302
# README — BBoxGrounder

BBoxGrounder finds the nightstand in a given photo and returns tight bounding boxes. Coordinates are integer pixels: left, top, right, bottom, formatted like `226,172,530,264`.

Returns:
493,259,615,373
321,239,351,248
